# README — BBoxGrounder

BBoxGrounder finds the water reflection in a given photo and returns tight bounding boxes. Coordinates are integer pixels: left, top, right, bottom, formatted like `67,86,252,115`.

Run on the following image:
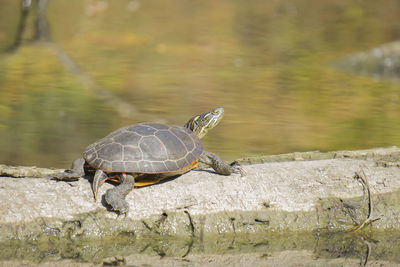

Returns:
335,41,400,80
1,230,399,265
0,0,400,168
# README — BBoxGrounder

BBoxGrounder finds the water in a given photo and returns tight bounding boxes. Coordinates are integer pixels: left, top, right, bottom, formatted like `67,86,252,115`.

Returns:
1,0,400,168
1,1,400,265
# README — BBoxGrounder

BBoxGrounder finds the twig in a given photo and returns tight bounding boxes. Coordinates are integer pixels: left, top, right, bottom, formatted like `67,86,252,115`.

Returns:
349,170,380,232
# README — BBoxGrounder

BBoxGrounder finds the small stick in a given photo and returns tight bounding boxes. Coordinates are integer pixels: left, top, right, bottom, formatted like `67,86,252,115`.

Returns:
349,170,380,232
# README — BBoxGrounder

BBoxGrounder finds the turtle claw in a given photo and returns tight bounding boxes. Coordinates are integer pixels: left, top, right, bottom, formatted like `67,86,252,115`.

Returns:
93,169,109,201
237,167,246,177
108,199,129,216
230,162,246,176
116,208,129,218
105,188,129,216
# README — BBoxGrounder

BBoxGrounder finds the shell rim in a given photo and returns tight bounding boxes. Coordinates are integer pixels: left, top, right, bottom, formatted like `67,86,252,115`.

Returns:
84,156,201,174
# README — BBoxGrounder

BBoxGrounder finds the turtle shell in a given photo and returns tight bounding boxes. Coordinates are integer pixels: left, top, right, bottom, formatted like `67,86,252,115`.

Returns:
83,123,203,173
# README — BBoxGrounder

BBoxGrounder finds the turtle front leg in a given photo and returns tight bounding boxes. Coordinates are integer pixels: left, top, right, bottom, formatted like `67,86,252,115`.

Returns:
199,152,245,176
105,173,135,215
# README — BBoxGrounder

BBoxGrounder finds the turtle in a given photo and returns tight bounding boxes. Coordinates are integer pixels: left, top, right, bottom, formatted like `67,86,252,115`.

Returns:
59,107,243,214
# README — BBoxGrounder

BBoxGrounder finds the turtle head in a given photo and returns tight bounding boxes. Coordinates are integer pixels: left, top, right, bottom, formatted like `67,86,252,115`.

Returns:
184,107,224,138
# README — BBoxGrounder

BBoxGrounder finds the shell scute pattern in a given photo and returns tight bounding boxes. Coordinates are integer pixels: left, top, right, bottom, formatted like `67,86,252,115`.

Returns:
138,161,151,172
112,162,125,172
101,160,112,171
130,124,158,136
165,160,179,171
140,136,168,161
113,131,141,147
177,158,189,168
83,123,203,173
170,127,196,151
97,143,123,162
123,146,142,161
143,122,169,130
155,130,186,160
151,161,167,171
186,152,198,164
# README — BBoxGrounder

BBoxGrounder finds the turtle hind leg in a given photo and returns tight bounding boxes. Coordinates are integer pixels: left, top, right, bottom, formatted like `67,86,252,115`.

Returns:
71,158,86,176
48,158,86,180
92,169,109,201
105,173,135,215
199,152,245,176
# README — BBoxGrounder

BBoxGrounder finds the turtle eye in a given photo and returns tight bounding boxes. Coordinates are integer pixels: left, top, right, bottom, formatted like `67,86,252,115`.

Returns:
213,110,220,115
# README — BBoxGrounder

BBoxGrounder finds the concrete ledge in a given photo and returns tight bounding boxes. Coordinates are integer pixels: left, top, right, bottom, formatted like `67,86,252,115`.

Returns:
1,147,400,241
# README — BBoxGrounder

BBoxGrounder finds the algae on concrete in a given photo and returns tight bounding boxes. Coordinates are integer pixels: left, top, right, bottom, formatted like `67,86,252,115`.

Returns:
0,164,64,178
1,230,400,266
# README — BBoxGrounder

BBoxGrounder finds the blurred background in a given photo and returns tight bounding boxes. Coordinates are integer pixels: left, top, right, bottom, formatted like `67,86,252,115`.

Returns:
1,0,400,168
